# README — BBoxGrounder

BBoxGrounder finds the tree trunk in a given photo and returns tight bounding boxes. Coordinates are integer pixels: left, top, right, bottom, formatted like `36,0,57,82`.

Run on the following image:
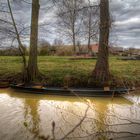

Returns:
72,31,76,54
7,0,27,81
92,0,110,87
26,0,40,83
87,7,92,55
72,0,76,54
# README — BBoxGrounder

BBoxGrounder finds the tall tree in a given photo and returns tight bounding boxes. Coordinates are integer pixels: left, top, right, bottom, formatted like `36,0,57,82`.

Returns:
26,0,40,82
92,0,110,87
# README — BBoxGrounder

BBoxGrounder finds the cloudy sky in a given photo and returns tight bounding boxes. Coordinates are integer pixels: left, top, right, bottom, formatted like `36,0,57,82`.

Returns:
0,0,140,48
110,0,140,48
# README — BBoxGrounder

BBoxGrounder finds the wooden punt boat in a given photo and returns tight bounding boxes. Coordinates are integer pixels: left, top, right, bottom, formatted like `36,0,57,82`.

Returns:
10,84,131,97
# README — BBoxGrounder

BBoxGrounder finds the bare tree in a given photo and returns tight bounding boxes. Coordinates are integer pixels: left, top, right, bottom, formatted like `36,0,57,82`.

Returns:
53,38,63,46
1,0,52,83
92,0,111,87
56,0,84,54
7,0,27,74
82,0,99,54
6,0,41,83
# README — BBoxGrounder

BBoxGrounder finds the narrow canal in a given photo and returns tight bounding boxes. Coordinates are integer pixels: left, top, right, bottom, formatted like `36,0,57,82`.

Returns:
0,88,140,140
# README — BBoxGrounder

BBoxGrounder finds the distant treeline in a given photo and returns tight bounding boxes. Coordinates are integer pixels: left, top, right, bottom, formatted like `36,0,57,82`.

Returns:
1,44,140,57
0,46,74,56
0,48,21,56
0,43,91,56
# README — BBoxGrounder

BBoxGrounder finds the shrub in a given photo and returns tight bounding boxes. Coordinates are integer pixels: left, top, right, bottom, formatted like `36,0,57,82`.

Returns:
0,48,20,56
39,46,50,56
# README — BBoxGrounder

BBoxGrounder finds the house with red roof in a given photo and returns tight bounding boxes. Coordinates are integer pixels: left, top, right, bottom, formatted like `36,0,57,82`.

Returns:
89,44,99,54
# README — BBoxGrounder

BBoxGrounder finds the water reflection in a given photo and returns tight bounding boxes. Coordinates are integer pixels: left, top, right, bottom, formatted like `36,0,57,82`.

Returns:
24,98,40,137
0,88,140,140
94,100,109,139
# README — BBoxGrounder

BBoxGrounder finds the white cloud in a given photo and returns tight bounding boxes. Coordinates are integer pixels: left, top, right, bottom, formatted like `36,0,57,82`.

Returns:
115,17,140,26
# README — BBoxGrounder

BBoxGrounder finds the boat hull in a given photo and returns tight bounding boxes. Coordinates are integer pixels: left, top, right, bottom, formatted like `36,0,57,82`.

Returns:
10,84,129,97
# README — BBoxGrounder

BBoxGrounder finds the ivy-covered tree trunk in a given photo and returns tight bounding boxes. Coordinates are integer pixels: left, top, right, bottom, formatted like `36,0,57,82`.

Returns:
26,0,40,83
92,0,110,87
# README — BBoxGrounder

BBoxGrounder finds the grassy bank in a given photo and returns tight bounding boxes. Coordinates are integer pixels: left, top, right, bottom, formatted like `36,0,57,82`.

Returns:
0,56,140,87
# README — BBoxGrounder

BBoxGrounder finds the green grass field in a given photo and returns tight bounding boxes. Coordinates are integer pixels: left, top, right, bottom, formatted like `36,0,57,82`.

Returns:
0,56,140,87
